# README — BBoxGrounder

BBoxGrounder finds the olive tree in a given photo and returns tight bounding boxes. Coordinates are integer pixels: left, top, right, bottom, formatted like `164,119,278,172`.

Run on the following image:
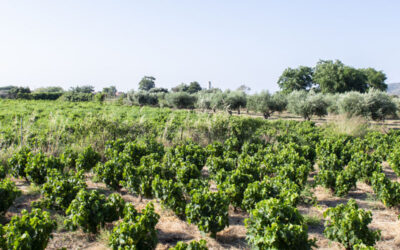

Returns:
287,91,328,120
247,91,287,119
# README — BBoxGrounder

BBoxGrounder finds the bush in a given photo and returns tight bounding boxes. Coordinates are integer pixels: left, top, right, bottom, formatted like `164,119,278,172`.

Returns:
1,209,56,250
242,177,300,211
364,89,397,121
247,91,287,118
323,199,380,249
0,178,21,214
37,169,86,211
287,91,328,120
0,165,6,179
370,171,400,207
185,189,229,238
166,92,197,109
339,91,367,118
25,152,62,185
174,142,207,170
109,202,159,250
65,190,125,234
245,198,315,249
169,239,208,250
8,147,31,178
388,147,400,176
152,176,186,218
76,146,101,171
94,159,125,190
60,147,78,169
220,169,253,209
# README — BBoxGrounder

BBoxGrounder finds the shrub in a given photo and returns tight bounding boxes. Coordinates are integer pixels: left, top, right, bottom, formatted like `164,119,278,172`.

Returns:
94,159,125,190
0,165,6,179
2,209,56,250
245,198,315,249
247,91,287,118
8,146,31,178
185,189,229,238
65,190,125,234
0,178,21,214
339,91,367,118
37,169,86,211
388,147,400,176
364,89,397,121
109,202,159,250
323,199,380,249
287,91,328,120
25,152,62,185
370,171,400,207
169,239,208,250
166,92,197,109
174,142,207,170
242,177,300,211
220,169,253,209
76,146,101,171
60,147,78,169
152,175,186,217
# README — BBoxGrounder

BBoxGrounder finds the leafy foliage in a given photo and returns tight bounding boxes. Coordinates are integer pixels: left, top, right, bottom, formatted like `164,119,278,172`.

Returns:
25,152,62,185
1,209,56,250
185,189,229,238
152,175,186,217
76,146,101,171
242,177,300,211
0,178,21,214
370,171,400,207
169,239,208,250
245,198,315,250
65,190,125,234
109,202,160,250
8,147,31,178
323,199,380,249
36,169,86,211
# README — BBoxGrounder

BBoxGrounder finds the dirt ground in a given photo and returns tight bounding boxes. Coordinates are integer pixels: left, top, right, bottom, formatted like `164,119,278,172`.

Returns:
3,162,399,250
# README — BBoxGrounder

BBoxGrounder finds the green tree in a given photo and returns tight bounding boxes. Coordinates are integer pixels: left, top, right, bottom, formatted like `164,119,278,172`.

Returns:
277,66,313,93
138,76,156,91
187,82,202,94
247,91,287,118
102,86,117,97
361,68,388,91
314,60,368,93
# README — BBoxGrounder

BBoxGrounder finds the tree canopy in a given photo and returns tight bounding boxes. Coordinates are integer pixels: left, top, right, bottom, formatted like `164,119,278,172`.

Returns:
138,76,156,91
277,60,388,94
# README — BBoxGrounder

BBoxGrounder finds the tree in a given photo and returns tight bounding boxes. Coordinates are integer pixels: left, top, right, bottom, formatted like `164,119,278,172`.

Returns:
361,68,388,91
287,91,328,120
138,76,156,91
237,85,251,93
34,86,64,93
247,91,287,119
277,66,313,93
187,82,202,94
226,91,247,114
102,86,117,97
70,85,94,93
364,89,397,121
166,92,197,109
313,60,368,93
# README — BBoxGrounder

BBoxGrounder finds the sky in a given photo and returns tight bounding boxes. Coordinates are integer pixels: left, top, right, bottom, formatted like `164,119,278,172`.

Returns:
0,1,399,93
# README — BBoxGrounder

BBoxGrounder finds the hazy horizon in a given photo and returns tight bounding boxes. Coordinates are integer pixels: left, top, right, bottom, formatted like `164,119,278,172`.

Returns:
1,1,399,93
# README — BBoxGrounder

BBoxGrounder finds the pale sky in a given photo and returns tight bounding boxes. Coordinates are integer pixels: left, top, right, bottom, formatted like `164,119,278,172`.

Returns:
0,1,399,92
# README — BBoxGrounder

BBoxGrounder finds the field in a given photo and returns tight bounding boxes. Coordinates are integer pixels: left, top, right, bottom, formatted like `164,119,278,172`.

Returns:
1,99,400,250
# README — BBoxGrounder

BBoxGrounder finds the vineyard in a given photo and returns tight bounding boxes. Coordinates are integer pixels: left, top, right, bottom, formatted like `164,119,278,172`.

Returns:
1,99,400,249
